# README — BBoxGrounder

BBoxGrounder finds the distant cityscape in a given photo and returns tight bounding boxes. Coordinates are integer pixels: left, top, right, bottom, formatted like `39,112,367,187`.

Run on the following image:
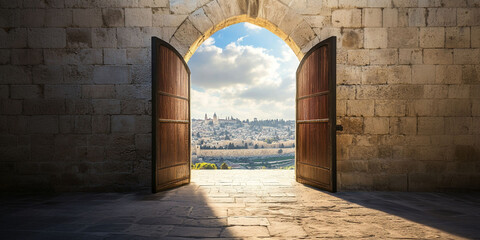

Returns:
192,113,295,169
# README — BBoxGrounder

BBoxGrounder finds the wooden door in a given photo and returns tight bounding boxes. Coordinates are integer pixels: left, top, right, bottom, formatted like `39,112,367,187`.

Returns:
152,37,191,193
296,37,337,192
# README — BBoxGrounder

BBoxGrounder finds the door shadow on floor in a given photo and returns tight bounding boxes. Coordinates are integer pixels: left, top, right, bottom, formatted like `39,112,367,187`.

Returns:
321,190,480,239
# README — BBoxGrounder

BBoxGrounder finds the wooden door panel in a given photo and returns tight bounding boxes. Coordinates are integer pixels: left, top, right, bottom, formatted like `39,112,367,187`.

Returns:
152,37,191,193
296,37,337,192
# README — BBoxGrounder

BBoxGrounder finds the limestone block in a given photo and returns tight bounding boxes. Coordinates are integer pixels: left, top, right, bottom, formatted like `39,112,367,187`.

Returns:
32,65,63,84
10,85,42,99
445,27,471,48
369,49,397,65
131,64,150,84
357,85,424,100
0,28,27,48
59,116,74,133
45,9,72,27
28,28,66,49
73,9,103,27
361,66,387,84
44,49,102,65
368,0,392,7
304,16,328,28
337,100,347,116
337,85,356,99
153,13,187,27
347,49,369,65
439,99,471,116
0,99,22,115
28,116,59,134
423,85,448,98
169,36,188,58
67,28,92,48
472,27,480,47
92,115,110,134
65,99,93,114
260,0,288,27
44,85,81,99
448,85,470,99
121,99,146,114
383,8,398,27
399,49,422,65
0,49,9,64
454,49,480,64
0,66,31,84
125,8,152,27
339,0,367,8
92,28,117,48
103,8,125,27
387,65,412,84
279,9,303,36
203,0,225,26
412,65,435,84
375,100,406,117
387,28,418,48
82,85,115,99
112,115,135,133
363,8,382,27
172,19,201,47
289,21,316,49
0,85,8,98
419,27,444,48
423,49,453,64
64,65,94,84
115,84,150,99
393,0,417,7
418,117,444,135
408,8,426,27
315,27,341,43
445,117,472,135
462,65,480,84
347,99,374,117
418,0,441,7
92,99,121,114
473,100,480,116
24,99,65,115
135,115,151,133
337,65,361,84
289,0,324,15
14,9,45,27
93,66,130,84
170,0,207,15
427,8,456,26
364,117,389,134
364,28,387,48
457,8,480,26
189,8,213,33
74,115,92,134
436,65,462,84
332,9,362,28
11,49,43,65
104,49,127,65
341,28,363,49
127,49,149,64
117,27,150,48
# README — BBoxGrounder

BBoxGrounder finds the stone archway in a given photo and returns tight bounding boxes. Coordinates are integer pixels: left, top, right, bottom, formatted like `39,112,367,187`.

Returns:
165,0,321,62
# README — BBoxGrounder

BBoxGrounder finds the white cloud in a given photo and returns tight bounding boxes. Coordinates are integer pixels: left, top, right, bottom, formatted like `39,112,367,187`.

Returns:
189,36,299,120
244,22,261,31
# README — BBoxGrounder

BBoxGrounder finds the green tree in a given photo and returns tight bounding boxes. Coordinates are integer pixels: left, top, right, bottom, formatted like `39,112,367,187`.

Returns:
193,163,217,169
278,149,283,154
220,162,230,169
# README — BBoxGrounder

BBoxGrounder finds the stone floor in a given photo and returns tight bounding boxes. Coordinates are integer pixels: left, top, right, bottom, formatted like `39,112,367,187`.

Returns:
1,170,479,239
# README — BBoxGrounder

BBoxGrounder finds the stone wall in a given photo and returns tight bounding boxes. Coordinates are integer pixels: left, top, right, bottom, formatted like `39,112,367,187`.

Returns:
0,0,478,192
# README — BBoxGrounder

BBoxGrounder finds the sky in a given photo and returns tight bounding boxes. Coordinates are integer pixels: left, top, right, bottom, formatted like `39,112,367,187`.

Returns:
189,22,299,121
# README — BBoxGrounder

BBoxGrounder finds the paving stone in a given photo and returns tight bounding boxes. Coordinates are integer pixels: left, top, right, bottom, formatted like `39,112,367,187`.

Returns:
227,216,269,226
168,226,222,238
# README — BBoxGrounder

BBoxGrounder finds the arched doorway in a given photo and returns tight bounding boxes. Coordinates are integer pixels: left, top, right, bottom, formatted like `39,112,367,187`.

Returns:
152,16,337,193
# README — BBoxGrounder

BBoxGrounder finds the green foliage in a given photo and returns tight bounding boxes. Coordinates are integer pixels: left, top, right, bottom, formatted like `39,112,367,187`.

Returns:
192,163,217,170
220,162,230,169
279,165,295,170
277,149,283,154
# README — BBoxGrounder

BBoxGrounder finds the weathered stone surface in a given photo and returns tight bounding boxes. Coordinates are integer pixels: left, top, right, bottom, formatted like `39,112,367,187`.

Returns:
399,48,422,64
103,8,125,27
11,49,43,65
454,49,480,64
45,9,72,27
104,49,127,65
420,27,444,48
347,100,374,116
92,28,117,48
66,28,92,48
445,27,471,48
332,9,362,28
93,66,130,84
125,8,152,27
364,28,387,48
387,28,418,48
73,9,103,27
427,8,456,26
408,8,426,26
424,49,453,64
363,8,382,27
28,28,66,48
